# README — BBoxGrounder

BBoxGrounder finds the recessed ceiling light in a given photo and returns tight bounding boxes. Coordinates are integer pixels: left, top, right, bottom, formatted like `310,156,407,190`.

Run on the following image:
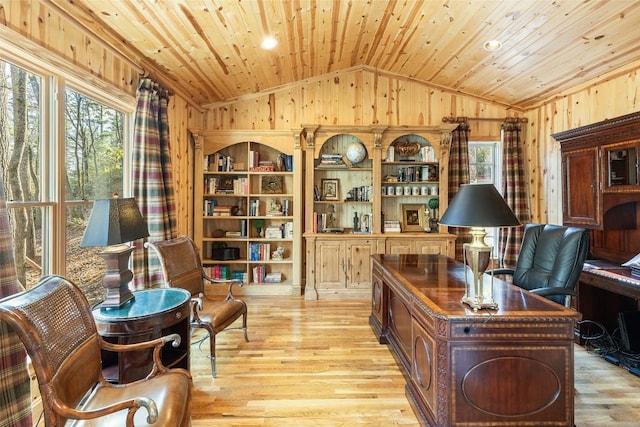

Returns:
261,36,278,50
483,40,503,51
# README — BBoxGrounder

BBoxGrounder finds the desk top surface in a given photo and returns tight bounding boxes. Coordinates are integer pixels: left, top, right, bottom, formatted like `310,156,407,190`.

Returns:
373,254,578,319
93,288,190,321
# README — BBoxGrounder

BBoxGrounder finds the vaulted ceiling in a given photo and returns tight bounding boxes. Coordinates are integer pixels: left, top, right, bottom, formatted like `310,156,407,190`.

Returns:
50,0,640,110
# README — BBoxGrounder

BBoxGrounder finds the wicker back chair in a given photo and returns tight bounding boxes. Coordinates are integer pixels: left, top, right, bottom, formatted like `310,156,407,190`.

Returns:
146,235,248,377
0,275,192,426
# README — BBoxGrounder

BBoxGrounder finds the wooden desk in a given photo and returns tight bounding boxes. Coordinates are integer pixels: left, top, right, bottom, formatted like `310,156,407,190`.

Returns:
577,262,640,339
369,254,578,427
93,288,191,383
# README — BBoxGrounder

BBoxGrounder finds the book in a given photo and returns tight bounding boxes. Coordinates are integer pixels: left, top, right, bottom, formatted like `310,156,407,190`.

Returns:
264,272,282,283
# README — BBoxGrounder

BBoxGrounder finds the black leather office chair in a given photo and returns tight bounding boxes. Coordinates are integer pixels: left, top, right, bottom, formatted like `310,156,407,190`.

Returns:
490,223,590,306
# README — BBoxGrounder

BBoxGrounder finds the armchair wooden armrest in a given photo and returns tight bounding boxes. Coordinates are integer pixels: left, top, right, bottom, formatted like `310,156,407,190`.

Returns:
100,333,183,377
205,275,244,300
51,394,158,425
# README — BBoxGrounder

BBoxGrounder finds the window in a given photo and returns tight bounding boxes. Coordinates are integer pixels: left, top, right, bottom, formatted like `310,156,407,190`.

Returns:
469,141,502,254
64,89,126,304
1,58,131,306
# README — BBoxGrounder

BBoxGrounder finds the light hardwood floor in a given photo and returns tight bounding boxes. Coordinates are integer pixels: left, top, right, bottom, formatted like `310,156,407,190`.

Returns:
191,296,640,426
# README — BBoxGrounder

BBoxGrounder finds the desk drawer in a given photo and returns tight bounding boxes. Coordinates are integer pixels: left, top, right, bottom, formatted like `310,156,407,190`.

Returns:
449,320,575,341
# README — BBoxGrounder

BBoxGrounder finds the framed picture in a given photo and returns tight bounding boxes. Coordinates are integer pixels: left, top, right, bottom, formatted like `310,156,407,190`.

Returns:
321,179,339,201
261,175,283,194
401,204,424,232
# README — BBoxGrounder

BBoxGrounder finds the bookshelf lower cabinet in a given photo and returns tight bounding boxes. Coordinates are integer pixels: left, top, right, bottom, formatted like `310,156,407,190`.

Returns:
305,236,384,299
385,234,455,255
305,235,454,299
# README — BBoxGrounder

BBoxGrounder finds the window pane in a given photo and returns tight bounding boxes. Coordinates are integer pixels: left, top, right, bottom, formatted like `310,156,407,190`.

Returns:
64,89,125,303
475,165,494,182
64,89,125,201
475,146,492,164
1,61,45,289
6,206,47,289
65,203,106,307
0,61,42,202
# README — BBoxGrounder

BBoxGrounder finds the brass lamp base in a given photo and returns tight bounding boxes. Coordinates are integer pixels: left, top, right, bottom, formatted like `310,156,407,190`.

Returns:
461,227,498,311
98,244,135,308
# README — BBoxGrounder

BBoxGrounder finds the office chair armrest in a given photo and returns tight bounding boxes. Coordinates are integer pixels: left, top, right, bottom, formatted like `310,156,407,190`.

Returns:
486,268,515,276
530,288,576,298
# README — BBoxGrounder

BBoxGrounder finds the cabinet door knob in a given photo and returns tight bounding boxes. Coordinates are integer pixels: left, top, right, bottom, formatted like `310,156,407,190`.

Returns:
176,311,183,319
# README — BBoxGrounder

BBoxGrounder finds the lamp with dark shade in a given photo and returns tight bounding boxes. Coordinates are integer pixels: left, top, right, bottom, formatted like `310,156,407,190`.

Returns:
439,183,520,310
81,195,149,308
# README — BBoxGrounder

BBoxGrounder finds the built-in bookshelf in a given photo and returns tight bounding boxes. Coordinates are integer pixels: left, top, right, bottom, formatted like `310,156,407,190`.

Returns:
302,124,458,299
191,130,302,296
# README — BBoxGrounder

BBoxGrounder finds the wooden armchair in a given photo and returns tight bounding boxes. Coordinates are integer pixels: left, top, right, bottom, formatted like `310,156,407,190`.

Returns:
0,275,192,427
146,235,248,377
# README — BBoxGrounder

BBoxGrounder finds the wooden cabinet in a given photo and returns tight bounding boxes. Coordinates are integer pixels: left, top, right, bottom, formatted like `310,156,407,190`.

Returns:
306,236,383,299
561,146,601,227
191,130,303,295
385,235,453,255
554,111,640,263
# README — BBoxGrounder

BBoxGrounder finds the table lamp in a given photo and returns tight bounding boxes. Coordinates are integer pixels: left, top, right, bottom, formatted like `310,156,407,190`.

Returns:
81,195,149,307
439,183,520,310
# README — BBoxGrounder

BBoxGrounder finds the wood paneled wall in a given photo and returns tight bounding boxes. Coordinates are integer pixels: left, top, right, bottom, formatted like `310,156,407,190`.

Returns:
201,66,517,136
4,0,640,236
525,63,640,225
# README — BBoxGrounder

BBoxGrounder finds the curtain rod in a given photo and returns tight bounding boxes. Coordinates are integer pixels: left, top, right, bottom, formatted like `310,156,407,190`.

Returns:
442,116,528,123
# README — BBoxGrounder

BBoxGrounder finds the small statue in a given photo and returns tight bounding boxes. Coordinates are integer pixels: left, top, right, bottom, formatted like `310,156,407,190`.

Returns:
326,204,337,229
272,246,285,260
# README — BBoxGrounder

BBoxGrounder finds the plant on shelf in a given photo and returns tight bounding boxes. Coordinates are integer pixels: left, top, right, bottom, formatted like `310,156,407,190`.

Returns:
253,219,265,237
427,198,439,232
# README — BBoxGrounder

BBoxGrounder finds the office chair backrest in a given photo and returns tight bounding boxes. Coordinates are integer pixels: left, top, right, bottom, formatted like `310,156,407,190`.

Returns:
513,223,590,303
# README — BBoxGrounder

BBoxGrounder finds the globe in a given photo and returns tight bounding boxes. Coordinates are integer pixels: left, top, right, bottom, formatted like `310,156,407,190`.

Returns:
346,141,367,164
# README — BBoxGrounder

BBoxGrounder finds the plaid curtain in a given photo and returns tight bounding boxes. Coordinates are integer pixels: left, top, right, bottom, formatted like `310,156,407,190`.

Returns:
132,78,176,289
498,120,530,268
0,177,32,427
447,120,470,261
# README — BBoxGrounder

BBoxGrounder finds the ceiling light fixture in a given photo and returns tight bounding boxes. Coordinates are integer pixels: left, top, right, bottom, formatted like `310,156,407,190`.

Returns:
261,36,278,50
483,40,503,52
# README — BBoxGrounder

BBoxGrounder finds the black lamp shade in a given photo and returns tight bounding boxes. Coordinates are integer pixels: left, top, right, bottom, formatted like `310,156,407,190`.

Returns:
439,183,520,228
81,197,149,247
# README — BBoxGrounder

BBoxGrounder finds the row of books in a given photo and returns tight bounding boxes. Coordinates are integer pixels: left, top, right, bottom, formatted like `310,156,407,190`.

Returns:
203,202,233,216
249,151,294,172
252,265,278,283
317,153,348,168
251,199,292,217
204,153,236,172
264,223,294,239
204,176,248,195
249,243,272,261
384,219,402,232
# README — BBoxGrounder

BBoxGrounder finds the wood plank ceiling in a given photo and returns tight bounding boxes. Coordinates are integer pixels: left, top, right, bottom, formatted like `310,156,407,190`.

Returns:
50,0,640,110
